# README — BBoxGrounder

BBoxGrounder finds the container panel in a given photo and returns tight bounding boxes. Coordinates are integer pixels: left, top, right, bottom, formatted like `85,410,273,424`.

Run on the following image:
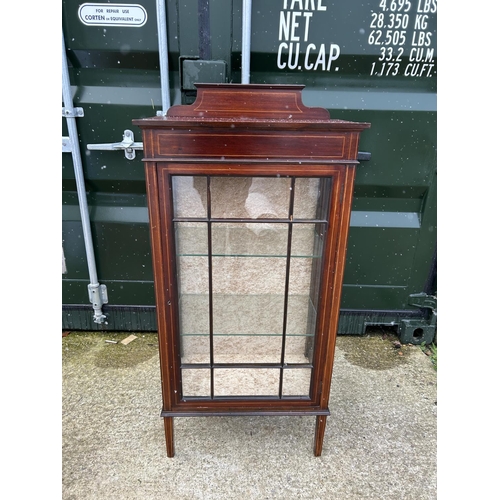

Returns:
62,0,436,337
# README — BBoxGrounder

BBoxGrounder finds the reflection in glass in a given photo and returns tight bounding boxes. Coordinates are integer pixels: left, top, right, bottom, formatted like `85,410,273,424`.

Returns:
212,258,286,364
178,295,210,364
175,222,210,364
214,368,280,396
211,177,291,219
211,294,284,364
294,178,320,219
175,222,208,256
172,176,207,218
182,369,211,397
294,177,331,220
285,223,326,364
211,223,288,256
282,368,312,396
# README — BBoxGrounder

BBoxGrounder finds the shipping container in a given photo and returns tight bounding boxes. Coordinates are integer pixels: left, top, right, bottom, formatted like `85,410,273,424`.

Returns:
62,0,437,344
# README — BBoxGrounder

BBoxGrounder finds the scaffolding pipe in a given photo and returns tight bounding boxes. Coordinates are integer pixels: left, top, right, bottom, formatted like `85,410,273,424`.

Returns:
241,0,252,83
62,31,107,324
156,0,171,114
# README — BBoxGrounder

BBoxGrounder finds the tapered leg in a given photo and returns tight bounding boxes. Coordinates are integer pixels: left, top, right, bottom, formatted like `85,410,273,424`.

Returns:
164,417,174,457
314,415,327,456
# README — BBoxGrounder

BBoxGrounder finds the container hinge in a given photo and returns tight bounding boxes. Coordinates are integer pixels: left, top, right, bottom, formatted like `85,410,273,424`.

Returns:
88,283,109,324
399,293,437,345
408,292,437,313
86,129,143,160
62,106,84,118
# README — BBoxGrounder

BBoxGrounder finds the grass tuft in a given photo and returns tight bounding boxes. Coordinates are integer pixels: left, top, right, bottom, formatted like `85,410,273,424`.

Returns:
420,341,437,370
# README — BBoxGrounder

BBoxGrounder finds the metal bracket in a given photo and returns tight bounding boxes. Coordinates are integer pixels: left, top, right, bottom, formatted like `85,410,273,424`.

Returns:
62,107,84,118
408,292,437,312
88,283,108,324
62,137,72,153
86,129,144,160
399,292,437,344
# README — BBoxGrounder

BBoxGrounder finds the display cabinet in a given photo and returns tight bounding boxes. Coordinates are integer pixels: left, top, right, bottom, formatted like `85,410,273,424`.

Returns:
133,84,370,456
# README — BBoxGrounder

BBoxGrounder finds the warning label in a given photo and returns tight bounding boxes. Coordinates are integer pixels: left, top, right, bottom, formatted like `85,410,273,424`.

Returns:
78,3,147,27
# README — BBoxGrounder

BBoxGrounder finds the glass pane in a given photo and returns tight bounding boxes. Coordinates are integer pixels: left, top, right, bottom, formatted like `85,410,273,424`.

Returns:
173,175,330,399
211,293,284,363
294,177,331,220
211,177,291,219
175,222,210,364
175,222,208,256
214,368,280,397
212,222,288,256
178,294,210,364
181,369,211,397
285,223,326,364
284,295,315,364
211,220,288,364
282,368,312,396
290,224,316,258
172,176,207,218
212,266,286,364
211,256,288,296
213,335,283,364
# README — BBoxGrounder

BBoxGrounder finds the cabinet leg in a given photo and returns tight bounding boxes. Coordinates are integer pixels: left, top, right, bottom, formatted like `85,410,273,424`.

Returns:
164,417,174,457
314,415,327,457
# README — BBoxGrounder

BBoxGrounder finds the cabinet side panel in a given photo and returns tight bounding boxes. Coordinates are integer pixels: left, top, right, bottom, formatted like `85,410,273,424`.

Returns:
144,163,174,410
318,166,357,409
157,167,184,406
309,169,340,404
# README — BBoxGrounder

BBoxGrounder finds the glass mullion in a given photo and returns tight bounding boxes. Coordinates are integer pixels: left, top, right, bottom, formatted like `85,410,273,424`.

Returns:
279,177,296,399
207,176,215,399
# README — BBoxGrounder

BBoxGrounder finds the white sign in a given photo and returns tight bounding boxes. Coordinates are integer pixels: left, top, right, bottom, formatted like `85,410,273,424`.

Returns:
78,3,147,27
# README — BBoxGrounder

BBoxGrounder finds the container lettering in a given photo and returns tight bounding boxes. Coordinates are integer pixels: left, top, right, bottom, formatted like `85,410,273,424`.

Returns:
368,0,436,77
276,0,340,72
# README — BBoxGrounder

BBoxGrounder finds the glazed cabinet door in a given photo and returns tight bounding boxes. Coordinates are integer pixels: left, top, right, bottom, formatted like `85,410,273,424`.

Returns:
165,172,333,403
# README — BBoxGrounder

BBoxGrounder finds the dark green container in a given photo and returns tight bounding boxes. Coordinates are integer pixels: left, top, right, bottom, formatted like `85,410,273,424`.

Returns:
62,0,437,343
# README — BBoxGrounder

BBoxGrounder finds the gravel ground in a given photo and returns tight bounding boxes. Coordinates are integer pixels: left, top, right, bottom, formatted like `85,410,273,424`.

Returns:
61,331,437,499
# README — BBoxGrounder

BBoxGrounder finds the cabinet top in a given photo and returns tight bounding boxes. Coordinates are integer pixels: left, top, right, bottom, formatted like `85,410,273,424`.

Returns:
133,84,370,131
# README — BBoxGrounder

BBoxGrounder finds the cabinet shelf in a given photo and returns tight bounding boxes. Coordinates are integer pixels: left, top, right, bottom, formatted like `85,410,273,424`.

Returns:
180,333,314,337
178,253,321,258
175,223,325,259
178,294,318,335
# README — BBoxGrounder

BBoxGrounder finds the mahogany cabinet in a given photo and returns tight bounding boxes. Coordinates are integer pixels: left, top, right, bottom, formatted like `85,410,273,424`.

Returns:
133,84,370,456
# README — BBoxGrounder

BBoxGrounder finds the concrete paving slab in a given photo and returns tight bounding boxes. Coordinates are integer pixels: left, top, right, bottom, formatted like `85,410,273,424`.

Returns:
62,332,436,499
